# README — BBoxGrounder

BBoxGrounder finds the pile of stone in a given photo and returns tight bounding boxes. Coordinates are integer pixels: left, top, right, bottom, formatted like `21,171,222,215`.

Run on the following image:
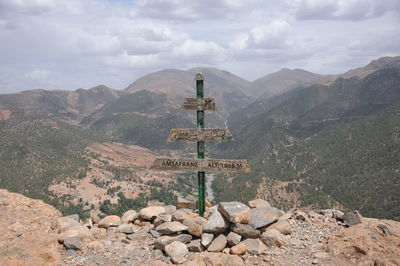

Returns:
55,199,353,264
56,199,290,263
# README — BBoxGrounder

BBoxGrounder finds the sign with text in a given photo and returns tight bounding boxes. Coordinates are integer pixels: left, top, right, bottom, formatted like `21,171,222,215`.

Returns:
150,73,250,217
181,98,217,111
168,128,233,142
151,158,251,173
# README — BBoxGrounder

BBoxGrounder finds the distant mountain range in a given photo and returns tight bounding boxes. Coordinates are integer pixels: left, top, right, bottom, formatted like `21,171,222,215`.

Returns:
216,56,400,221
0,55,399,220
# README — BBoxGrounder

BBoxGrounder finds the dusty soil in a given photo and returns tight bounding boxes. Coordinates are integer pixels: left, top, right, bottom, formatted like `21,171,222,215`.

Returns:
49,142,176,206
0,189,63,266
0,109,11,120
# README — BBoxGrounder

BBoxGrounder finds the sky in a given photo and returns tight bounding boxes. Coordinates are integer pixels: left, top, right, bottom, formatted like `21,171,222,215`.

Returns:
0,0,399,93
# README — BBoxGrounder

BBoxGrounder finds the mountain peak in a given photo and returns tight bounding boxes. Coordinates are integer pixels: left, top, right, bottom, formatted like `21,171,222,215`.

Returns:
251,68,326,98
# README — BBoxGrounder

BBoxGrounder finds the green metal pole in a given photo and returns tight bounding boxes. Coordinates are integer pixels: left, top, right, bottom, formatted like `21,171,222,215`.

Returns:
195,73,205,217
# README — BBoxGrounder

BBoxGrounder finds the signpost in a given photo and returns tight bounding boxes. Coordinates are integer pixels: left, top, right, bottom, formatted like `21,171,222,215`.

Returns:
152,158,251,173
181,98,217,111
151,72,250,216
167,128,233,142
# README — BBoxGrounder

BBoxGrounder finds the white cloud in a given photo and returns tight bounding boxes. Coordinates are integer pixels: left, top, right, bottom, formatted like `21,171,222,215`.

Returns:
291,0,400,20
0,0,59,15
135,0,251,21
26,69,50,80
170,39,226,62
0,0,399,91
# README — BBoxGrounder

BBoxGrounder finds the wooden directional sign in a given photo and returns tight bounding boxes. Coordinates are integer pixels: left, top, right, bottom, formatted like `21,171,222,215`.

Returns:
151,158,251,173
181,98,217,111
150,72,250,217
168,128,233,142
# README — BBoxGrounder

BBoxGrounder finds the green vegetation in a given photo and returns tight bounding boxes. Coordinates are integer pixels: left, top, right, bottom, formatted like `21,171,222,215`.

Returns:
0,114,103,217
100,192,147,216
216,67,400,220
99,186,176,216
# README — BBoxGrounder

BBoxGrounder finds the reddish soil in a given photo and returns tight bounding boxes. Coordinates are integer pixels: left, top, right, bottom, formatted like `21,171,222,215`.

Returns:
49,142,176,207
0,109,11,120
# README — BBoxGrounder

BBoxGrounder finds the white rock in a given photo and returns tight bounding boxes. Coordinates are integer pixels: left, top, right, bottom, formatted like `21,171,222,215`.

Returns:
121,210,138,223
139,206,165,221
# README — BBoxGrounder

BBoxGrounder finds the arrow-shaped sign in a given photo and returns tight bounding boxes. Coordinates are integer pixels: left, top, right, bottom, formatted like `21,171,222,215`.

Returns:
151,157,251,173
181,98,217,111
168,128,233,142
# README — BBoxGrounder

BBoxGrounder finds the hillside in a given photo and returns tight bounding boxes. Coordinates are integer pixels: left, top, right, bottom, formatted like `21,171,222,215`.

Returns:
320,56,400,85
216,62,400,221
0,85,122,123
0,56,399,222
0,115,96,212
81,90,199,150
125,68,252,114
250,68,325,99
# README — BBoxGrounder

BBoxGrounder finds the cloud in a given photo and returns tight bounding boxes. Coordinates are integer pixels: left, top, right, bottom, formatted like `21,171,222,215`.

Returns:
170,39,226,63
0,0,59,15
228,20,311,62
26,69,50,80
0,0,399,92
135,0,250,21
291,0,400,20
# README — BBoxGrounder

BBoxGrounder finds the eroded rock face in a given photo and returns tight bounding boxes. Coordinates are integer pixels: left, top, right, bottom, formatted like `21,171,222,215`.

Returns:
326,218,400,265
0,189,63,266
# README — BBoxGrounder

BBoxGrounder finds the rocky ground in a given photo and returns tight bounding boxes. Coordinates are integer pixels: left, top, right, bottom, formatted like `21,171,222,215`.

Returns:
1,189,399,266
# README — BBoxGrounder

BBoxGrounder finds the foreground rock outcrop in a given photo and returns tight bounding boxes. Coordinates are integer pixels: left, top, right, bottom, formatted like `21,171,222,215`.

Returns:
1,189,400,266
0,189,63,265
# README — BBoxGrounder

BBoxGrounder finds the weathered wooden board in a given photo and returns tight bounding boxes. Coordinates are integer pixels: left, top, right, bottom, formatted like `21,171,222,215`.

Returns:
168,128,233,142
181,98,217,111
151,157,251,173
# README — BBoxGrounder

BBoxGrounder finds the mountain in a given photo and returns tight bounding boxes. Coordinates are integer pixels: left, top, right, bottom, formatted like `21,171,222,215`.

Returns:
320,56,400,85
0,56,399,222
250,68,326,99
0,85,122,123
125,67,252,114
215,58,400,221
81,89,196,150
